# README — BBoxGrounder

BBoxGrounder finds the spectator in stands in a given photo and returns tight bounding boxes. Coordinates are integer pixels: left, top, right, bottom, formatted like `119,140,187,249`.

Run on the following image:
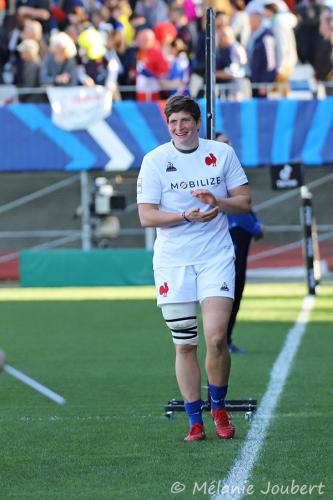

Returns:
78,23,106,63
154,21,177,56
21,19,48,58
215,9,232,32
247,9,277,97
216,24,248,100
153,21,177,96
230,0,251,47
188,34,205,97
102,3,128,53
135,27,169,101
64,0,88,30
182,0,197,23
16,0,52,36
168,4,195,53
50,1,66,31
0,16,45,84
105,28,124,96
78,24,122,98
15,38,41,101
263,1,298,96
189,10,231,98
294,0,323,67
128,12,150,33
116,12,148,100
313,6,333,96
110,0,135,47
134,0,169,29
40,31,78,86
160,37,190,96
117,42,137,99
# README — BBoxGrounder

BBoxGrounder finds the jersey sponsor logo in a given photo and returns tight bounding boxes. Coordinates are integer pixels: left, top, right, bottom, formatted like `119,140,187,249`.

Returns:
170,176,223,190
220,282,229,292
159,282,169,297
166,162,177,172
205,153,217,166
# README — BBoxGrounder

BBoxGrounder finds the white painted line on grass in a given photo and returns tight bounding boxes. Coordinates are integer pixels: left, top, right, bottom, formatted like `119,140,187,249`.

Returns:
4,365,66,405
213,294,316,500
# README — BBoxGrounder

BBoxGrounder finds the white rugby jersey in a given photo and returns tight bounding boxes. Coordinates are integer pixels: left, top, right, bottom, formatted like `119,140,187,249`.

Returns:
137,138,248,269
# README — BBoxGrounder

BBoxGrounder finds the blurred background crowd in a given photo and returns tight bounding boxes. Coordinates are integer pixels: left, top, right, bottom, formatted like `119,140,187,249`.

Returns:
0,0,333,102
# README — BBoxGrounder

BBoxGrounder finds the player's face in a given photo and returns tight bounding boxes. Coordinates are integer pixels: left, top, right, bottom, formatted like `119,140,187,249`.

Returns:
168,111,200,150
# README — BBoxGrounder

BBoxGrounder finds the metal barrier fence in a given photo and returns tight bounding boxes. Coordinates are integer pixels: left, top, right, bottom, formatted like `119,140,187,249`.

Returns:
2,78,332,104
0,170,332,271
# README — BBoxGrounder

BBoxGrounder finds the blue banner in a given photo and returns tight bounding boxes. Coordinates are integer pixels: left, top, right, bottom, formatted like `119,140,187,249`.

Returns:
1,98,333,172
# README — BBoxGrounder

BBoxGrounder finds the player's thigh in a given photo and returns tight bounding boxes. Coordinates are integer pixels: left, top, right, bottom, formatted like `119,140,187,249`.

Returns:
155,267,198,345
201,296,233,343
196,249,235,304
154,265,197,306
196,252,235,341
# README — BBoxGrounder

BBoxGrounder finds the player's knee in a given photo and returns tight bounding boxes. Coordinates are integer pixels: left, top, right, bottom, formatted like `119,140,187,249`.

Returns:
161,302,198,346
206,334,227,353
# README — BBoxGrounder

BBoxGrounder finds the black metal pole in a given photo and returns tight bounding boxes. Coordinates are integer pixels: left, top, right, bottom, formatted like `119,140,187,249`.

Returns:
312,215,321,286
300,186,316,295
205,7,216,141
205,7,216,407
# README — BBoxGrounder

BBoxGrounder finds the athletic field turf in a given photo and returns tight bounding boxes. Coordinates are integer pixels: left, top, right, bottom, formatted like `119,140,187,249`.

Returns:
0,283,332,499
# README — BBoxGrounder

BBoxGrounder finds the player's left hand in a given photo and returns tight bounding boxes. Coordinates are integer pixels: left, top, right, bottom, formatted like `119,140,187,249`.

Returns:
191,189,218,207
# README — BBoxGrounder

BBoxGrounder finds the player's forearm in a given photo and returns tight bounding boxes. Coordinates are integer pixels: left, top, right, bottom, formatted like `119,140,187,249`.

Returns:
138,206,183,228
216,193,251,214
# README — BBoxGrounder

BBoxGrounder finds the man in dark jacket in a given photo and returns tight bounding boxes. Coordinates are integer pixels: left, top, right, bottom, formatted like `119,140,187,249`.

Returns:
15,38,41,102
247,10,277,97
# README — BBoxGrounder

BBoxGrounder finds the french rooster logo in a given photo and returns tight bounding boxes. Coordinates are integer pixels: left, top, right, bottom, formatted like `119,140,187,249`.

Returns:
159,282,169,297
205,153,217,166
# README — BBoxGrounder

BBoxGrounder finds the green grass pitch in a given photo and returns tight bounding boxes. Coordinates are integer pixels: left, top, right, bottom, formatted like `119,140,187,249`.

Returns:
0,283,332,499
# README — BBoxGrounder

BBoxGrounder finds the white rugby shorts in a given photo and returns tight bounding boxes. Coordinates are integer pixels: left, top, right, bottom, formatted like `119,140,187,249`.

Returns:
154,248,235,306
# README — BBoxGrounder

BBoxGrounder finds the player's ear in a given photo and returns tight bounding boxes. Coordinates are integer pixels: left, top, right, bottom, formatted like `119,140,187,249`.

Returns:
197,117,201,131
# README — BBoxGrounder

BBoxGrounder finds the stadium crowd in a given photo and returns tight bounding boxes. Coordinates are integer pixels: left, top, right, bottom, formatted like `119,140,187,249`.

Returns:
0,0,333,102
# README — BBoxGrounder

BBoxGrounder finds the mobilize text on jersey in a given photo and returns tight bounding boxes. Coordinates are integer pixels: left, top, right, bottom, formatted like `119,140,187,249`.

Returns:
170,176,223,190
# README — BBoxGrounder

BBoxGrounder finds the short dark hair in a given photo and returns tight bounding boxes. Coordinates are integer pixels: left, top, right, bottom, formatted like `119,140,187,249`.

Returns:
264,3,279,14
164,96,201,123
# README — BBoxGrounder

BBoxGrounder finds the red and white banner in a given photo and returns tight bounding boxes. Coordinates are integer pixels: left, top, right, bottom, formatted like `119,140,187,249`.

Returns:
47,86,112,131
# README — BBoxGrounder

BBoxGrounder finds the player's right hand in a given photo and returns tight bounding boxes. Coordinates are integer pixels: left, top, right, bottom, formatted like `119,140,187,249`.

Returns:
185,206,219,223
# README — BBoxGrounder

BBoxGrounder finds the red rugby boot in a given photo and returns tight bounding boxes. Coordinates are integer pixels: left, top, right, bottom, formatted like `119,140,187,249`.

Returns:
184,423,206,441
211,408,235,439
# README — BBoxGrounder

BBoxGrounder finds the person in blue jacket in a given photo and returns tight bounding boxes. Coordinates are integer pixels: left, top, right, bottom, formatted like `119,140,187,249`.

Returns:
227,211,263,353
216,132,263,353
